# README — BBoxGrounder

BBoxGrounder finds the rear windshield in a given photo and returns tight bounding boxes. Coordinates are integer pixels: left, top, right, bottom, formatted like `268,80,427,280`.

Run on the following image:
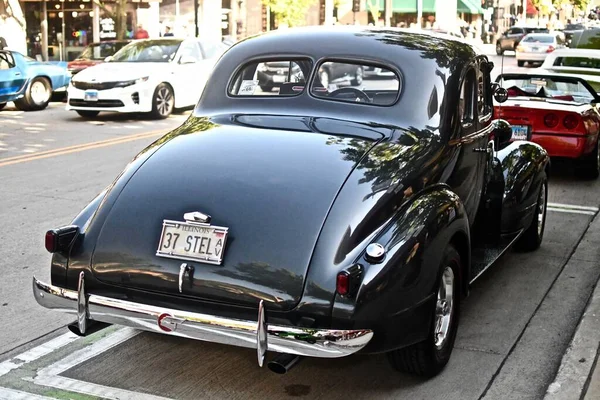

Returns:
228,58,402,106
522,34,553,43
525,28,548,33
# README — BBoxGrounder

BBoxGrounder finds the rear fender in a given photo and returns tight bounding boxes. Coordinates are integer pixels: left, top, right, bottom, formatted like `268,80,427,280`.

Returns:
330,184,470,352
497,141,549,233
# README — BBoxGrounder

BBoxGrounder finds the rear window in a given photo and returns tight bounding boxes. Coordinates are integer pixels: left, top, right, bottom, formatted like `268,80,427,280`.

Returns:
525,28,548,34
522,34,554,43
311,61,401,106
229,59,312,96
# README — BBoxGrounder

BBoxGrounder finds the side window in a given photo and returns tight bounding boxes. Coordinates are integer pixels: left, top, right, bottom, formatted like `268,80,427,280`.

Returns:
178,42,202,63
459,70,477,123
0,52,15,70
477,64,492,118
228,59,312,97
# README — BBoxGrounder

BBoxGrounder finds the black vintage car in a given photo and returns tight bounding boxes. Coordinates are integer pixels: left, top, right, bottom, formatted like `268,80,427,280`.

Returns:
34,27,549,378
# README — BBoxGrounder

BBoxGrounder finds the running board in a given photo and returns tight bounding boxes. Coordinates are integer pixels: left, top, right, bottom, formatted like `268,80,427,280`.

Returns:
469,231,522,284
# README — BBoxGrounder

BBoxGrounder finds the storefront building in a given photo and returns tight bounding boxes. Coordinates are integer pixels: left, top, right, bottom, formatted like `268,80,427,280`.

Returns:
21,0,161,61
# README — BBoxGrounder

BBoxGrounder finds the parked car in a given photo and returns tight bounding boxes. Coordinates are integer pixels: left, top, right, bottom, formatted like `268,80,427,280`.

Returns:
563,23,586,46
496,26,549,55
66,38,229,119
0,50,70,111
495,72,600,178
541,48,600,76
34,27,549,378
569,27,600,49
515,33,566,67
67,40,131,76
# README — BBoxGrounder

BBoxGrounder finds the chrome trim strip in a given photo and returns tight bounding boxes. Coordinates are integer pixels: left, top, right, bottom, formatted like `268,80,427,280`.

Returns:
32,277,373,361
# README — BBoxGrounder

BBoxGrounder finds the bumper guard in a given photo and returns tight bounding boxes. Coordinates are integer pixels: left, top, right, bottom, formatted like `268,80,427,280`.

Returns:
32,273,373,366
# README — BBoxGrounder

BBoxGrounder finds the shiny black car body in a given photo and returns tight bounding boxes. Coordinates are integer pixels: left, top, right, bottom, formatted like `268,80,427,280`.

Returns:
34,27,550,378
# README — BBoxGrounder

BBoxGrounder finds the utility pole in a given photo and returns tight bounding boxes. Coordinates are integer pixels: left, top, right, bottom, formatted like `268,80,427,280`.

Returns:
417,0,422,28
384,0,392,26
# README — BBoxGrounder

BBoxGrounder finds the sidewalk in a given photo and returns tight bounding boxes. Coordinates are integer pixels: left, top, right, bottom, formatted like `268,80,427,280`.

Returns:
545,213,600,400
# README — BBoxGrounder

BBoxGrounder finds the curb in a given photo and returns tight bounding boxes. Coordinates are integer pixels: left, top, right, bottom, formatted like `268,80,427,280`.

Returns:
545,213,600,400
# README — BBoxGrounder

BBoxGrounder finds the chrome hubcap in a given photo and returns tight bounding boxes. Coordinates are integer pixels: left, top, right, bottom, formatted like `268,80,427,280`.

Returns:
434,266,454,350
30,81,49,104
537,182,546,237
320,71,329,88
156,87,173,116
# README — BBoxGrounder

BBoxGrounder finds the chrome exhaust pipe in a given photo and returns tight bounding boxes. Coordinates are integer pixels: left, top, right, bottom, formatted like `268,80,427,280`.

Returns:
67,320,110,336
267,353,302,374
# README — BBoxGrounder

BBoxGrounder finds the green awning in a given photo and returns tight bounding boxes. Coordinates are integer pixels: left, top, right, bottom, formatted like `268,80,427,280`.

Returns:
457,0,484,14
367,0,437,14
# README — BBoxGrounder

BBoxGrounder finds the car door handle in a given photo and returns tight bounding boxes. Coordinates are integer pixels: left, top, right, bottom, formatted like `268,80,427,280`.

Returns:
14,72,20,76
473,148,488,153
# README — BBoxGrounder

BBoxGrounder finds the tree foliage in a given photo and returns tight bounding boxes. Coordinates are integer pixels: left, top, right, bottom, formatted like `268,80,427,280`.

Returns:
262,0,317,28
530,0,590,13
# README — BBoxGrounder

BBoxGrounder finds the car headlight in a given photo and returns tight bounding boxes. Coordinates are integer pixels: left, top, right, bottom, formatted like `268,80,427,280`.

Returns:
114,76,149,88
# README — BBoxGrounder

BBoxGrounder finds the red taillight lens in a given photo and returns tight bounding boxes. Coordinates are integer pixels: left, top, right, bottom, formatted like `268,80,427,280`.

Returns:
336,272,350,296
563,114,579,130
44,225,79,253
45,230,58,253
544,113,559,128
546,45,555,53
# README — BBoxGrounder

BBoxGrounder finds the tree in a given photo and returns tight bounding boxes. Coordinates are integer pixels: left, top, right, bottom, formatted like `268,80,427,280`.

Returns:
93,0,129,40
262,0,317,28
530,0,590,14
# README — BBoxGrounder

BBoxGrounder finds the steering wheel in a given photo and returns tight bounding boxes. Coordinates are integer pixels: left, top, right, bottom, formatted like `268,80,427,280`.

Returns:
328,87,371,103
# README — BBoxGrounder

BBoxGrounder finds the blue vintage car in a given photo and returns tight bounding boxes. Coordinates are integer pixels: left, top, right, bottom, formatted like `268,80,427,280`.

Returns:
0,50,70,111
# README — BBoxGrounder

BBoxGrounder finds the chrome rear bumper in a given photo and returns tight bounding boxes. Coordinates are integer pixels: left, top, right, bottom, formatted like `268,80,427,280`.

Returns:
33,273,373,366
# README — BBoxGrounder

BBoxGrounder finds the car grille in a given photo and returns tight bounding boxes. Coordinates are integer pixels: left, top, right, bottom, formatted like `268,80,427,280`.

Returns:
69,99,125,108
72,81,120,91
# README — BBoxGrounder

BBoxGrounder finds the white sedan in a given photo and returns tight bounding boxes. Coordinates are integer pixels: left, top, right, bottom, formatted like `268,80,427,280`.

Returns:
515,33,565,67
67,38,228,119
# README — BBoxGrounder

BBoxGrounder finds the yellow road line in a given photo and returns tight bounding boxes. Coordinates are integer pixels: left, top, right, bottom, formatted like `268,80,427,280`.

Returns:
0,130,165,168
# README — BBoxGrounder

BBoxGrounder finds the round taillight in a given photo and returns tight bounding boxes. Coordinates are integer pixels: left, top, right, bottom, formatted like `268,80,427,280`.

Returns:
544,113,559,128
563,114,579,130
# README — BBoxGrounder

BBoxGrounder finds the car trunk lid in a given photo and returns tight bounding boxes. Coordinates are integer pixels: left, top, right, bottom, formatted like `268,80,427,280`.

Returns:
90,116,384,311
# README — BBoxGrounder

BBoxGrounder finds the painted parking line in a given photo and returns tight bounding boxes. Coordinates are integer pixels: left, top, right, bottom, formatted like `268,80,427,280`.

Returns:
0,129,166,168
0,387,57,399
0,332,79,378
547,203,599,216
27,327,172,400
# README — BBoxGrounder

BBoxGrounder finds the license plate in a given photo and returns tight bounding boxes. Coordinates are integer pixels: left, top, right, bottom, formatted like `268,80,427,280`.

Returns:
156,220,229,265
84,90,98,101
511,125,529,140
531,47,538,51
272,75,286,83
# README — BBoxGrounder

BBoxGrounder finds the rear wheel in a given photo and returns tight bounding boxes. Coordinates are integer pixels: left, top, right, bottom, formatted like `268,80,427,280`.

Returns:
0,103,5,111
387,245,461,377
576,139,600,179
516,177,547,251
150,83,174,119
14,77,51,111
259,85,273,92
517,60,525,67
496,42,504,55
351,66,363,86
75,110,100,119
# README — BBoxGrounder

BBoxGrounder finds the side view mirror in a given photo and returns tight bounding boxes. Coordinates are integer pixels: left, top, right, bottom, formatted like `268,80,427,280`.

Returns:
179,55,197,64
494,86,508,103
104,55,113,62
492,119,512,149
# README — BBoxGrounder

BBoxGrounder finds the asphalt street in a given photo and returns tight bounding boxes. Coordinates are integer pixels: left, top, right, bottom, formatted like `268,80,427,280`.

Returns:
1,52,600,400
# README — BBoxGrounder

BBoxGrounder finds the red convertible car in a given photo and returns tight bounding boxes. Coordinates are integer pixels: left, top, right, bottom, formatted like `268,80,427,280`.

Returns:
495,73,600,178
